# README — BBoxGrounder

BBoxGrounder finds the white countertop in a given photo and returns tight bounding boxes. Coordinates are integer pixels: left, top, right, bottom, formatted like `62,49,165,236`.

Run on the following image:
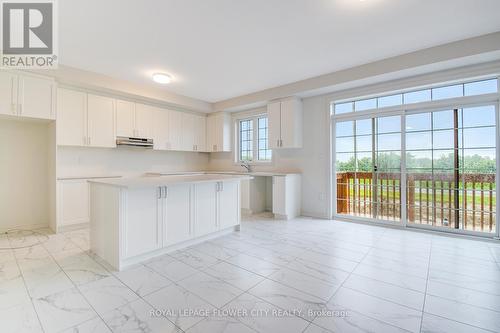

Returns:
208,171,299,177
57,175,123,181
88,174,253,189
147,171,300,177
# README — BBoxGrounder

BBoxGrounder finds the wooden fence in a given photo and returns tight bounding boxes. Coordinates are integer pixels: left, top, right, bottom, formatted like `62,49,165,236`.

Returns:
336,172,496,232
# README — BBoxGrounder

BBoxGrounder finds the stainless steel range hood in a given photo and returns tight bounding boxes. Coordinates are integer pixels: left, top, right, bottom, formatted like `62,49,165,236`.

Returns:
116,137,154,148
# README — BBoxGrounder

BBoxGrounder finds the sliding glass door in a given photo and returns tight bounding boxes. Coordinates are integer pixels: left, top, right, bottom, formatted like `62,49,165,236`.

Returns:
406,105,497,233
334,103,497,235
335,115,402,223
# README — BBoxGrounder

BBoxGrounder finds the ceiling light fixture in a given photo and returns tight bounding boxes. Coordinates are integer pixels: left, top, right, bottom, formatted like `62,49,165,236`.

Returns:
152,73,172,84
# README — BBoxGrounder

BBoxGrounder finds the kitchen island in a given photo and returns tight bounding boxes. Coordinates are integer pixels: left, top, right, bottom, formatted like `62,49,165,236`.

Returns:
88,174,251,270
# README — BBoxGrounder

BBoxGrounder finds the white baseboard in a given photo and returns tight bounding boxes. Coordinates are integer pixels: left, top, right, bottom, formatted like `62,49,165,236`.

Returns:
95,225,239,271
0,222,49,234
57,222,89,233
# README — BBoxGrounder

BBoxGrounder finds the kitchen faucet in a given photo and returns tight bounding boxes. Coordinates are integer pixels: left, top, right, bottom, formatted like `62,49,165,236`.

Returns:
240,161,252,173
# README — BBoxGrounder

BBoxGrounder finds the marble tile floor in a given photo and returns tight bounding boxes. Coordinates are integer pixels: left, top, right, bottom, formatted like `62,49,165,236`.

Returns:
1,214,500,333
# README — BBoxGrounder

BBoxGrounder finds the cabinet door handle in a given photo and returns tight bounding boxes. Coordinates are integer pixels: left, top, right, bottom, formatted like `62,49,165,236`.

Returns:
18,104,22,115
83,136,86,145
157,187,162,199
11,103,16,114
88,137,91,145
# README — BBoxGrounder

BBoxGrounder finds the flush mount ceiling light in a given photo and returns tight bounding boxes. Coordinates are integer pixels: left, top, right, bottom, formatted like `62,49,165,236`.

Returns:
152,73,172,84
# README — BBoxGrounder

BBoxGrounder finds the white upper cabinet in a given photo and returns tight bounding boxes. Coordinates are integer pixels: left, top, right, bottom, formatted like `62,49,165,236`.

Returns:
0,71,18,116
267,101,281,150
57,88,87,146
267,97,302,149
116,100,135,137
57,90,115,148
87,94,116,148
116,101,154,139
153,108,170,150
180,112,195,151
0,72,54,120
18,75,55,120
168,109,183,150
193,114,207,152
55,86,213,153
207,112,231,152
135,103,155,139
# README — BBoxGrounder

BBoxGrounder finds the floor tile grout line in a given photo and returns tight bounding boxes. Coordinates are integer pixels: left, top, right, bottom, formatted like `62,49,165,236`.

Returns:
422,290,500,315
419,235,433,333
348,270,427,294
8,234,47,333
319,228,426,333
421,309,499,333
340,285,424,312
38,234,117,333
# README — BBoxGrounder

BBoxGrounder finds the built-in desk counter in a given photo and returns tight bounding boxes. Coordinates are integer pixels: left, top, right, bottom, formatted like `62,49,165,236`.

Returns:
89,174,250,270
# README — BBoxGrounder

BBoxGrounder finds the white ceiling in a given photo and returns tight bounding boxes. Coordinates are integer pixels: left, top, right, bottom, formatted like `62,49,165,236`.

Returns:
59,0,500,103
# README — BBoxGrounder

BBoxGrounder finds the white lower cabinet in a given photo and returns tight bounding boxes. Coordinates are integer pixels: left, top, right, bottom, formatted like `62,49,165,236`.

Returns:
218,181,240,229
164,184,191,245
272,174,302,220
105,180,241,267
58,179,90,228
194,182,218,236
123,187,162,259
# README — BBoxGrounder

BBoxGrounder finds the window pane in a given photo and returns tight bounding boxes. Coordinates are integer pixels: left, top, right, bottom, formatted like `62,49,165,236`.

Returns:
356,152,372,172
462,105,496,128
336,137,354,152
355,98,377,111
336,121,354,137
336,153,355,171
406,150,432,168
406,113,431,132
464,79,498,96
377,116,400,133
377,133,400,151
257,116,271,161
463,149,496,173
433,150,455,170
378,94,403,108
463,127,496,148
377,152,401,170
406,132,431,150
404,89,431,104
356,119,372,135
335,102,353,114
433,110,455,130
239,119,253,162
356,135,372,152
432,84,463,100
433,130,455,149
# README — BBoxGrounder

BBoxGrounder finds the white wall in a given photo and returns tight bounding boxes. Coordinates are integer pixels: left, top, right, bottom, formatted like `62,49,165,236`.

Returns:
57,147,210,178
207,95,331,218
0,119,53,230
